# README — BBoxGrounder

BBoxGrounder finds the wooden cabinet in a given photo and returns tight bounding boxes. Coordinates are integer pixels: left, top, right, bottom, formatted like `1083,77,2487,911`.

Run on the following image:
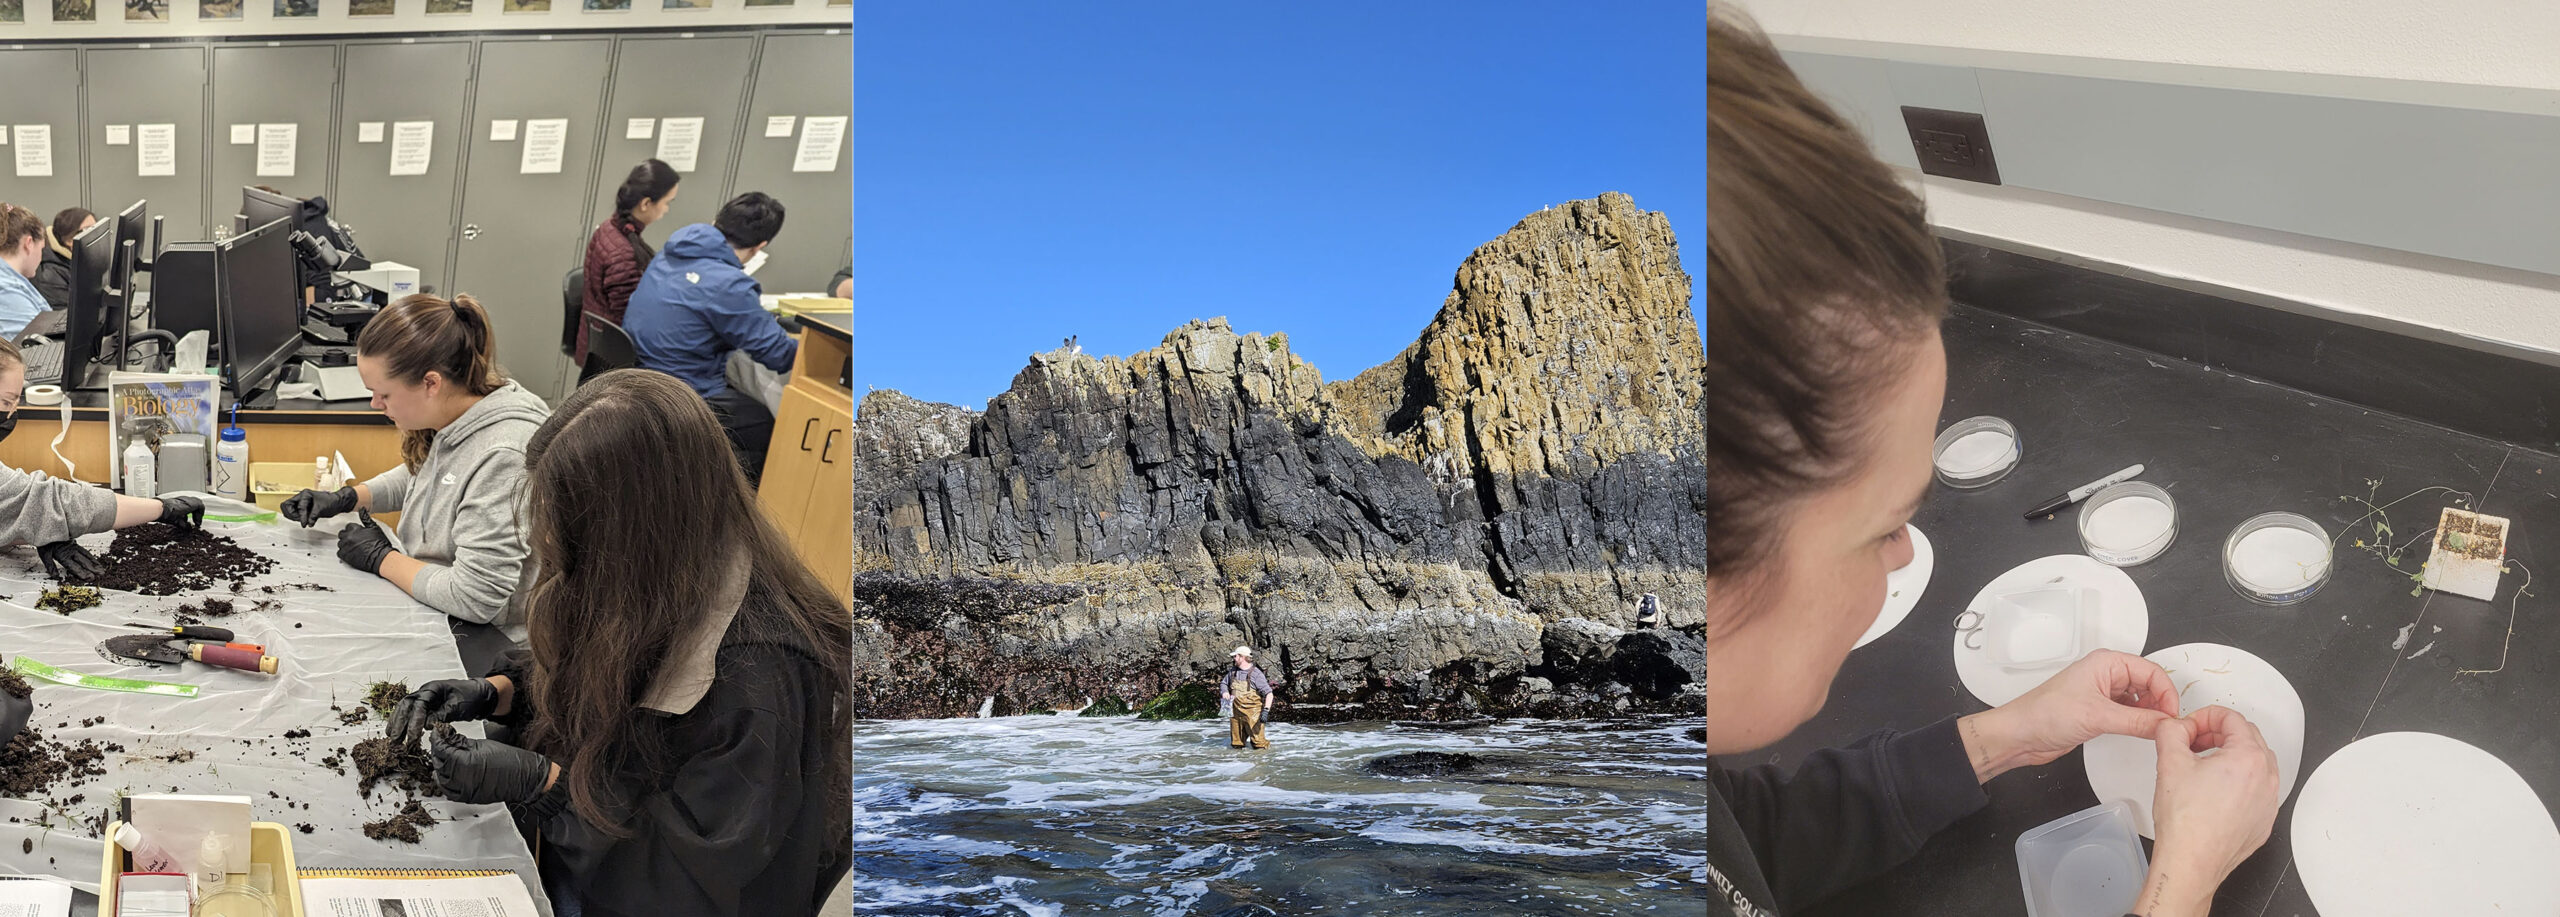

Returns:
758,319,853,604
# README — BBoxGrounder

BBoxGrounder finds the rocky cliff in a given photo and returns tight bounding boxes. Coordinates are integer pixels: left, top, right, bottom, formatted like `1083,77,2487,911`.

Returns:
851,193,1705,719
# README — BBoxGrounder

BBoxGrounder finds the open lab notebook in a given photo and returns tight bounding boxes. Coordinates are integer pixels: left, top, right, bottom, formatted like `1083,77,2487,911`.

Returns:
298,869,539,916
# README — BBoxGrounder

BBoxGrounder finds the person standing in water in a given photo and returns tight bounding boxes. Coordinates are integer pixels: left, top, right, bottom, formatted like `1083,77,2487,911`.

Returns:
1220,647,1275,750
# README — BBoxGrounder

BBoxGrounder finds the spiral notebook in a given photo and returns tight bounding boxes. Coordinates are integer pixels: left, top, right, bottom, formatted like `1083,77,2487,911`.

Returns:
297,869,537,916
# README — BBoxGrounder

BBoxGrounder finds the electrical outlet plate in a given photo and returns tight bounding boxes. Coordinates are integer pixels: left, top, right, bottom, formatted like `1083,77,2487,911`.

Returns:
1900,106,2002,185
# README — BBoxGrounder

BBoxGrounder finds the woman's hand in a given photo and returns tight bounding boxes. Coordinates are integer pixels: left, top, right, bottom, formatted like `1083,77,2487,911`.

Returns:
35,541,100,581
2132,706,2282,917
387,678,502,747
280,486,360,527
428,725,557,805
155,497,203,530
1960,648,2180,782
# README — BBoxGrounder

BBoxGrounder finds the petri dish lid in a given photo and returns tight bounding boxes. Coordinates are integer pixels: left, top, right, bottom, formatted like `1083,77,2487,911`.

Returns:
1933,416,2021,488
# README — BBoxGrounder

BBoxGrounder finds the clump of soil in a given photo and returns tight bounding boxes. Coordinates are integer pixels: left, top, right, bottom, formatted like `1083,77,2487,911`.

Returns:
82,528,278,596
0,671,30,700
361,800,437,844
350,736,435,800
316,751,346,775
295,823,314,834
170,598,238,627
159,750,194,764
335,707,369,726
35,586,102,616
0,727,110,798
364,682,408,716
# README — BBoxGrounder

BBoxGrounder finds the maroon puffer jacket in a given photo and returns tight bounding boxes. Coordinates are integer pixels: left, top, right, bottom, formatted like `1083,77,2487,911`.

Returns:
578,217,651,363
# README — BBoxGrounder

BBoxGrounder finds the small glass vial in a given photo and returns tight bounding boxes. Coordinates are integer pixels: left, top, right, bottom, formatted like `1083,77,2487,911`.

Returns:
196,833,228,892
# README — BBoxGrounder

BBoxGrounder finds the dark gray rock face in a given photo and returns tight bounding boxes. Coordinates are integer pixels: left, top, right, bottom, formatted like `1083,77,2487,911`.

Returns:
851,194,1704,719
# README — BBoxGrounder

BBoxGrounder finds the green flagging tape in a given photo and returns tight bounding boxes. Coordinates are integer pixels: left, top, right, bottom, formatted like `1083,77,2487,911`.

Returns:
12,657,198,698
207,511,275,523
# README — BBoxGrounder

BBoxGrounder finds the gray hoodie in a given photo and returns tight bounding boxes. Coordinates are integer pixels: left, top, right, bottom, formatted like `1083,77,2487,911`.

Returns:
362,381,549,640
0,468,118,546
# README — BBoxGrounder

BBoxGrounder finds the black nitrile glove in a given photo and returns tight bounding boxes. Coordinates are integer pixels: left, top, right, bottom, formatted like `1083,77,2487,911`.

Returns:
36,541,100,581
156,496,204,530
280,486,359,527
336,512,393,575
0,683,26,749
429,725,554,805
388,678,501,748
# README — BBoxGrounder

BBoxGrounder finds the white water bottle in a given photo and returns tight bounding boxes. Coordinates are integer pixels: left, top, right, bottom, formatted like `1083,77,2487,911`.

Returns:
213,426,249,501
122,440,156,499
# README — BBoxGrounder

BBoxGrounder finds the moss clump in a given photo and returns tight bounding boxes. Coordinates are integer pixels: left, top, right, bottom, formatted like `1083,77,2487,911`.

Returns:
1135,684,1220,721
1079,695,1132,718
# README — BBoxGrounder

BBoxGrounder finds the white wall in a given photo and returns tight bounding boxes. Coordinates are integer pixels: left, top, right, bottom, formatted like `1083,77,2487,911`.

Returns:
1,0,843,40
1741,1,2560,356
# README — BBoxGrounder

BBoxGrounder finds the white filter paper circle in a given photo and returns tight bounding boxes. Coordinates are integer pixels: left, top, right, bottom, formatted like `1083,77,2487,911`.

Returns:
2292,732,2560,917
1856,526,1933,650
1952,555,2148,707
2080,643,2306,838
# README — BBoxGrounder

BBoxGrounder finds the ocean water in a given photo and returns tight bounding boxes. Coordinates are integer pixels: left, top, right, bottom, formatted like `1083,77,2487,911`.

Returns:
856,715,1706,915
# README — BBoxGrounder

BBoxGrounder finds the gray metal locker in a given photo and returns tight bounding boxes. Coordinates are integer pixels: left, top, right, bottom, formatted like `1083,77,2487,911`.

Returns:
83,45,209,246
335,39,471,299
0,49,86,230
590,34,758,252
448,36,614,403
730,30,850,296
209,43,338,236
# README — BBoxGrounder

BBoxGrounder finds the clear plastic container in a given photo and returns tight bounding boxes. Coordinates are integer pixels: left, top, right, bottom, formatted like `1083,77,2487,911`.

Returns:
2016,801,2150,917
2078,482,2178,566
1933,416,2021,489
1982,586,2097,671
2224,512,2333,605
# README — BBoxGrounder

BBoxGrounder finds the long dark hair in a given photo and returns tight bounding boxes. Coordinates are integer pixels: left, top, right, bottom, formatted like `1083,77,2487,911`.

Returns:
1707,11,1949,581
611,159,679,271
519,369,851,839
357,293,506,469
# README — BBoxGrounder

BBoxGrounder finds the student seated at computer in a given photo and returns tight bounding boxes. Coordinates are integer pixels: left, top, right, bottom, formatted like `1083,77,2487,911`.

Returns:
0,206,53,341
278,294,550,641
624,192,794,484
0,338,206,576
33,208,92,312
829,264,850,300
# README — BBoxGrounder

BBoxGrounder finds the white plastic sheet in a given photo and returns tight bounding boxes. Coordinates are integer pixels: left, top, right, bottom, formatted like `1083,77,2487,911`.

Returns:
0,517,545,911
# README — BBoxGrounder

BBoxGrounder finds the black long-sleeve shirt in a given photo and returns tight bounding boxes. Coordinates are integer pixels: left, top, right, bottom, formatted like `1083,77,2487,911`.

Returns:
1708,716,1989,915
488,593,849,917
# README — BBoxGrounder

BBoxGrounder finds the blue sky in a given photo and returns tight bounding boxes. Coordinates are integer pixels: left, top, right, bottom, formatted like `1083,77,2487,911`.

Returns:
854,3,1704,408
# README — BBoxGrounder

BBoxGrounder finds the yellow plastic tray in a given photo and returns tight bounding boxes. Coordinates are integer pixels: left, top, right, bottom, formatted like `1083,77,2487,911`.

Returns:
101,820,303,917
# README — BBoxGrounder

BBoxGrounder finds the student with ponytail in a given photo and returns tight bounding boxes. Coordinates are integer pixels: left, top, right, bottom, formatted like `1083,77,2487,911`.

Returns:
579,159,680,364
280,293,552,640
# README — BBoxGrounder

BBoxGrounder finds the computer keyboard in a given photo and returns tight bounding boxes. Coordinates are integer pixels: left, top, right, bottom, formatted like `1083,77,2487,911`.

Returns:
18,338,63,387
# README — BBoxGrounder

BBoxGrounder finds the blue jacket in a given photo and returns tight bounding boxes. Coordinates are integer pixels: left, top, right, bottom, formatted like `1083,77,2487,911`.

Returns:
624,224,797,398
0,258,45,342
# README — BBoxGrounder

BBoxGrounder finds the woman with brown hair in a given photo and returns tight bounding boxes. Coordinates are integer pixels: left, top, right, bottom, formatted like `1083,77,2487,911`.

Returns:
579,159,680,365
279,293,550,638
383,369,852,917
34,207,94,311
1705,11,2280,917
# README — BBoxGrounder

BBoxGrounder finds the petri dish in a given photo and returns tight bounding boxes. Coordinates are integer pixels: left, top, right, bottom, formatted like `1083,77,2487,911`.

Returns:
2224,512,2333,605
196,883,277,917
2078,482,2178,566
2015,801,2150,917
1933,416,2021,489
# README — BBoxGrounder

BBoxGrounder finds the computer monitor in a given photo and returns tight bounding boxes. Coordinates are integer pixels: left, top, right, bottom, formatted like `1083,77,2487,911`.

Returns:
240,186,298,236
59,220,118,387
214,218,303,405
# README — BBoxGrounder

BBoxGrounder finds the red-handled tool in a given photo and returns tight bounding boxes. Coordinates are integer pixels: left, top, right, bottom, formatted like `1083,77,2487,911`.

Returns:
187,643,279,674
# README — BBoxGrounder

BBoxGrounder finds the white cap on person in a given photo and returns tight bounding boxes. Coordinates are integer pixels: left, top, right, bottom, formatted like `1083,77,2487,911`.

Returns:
1231,646,1254,658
